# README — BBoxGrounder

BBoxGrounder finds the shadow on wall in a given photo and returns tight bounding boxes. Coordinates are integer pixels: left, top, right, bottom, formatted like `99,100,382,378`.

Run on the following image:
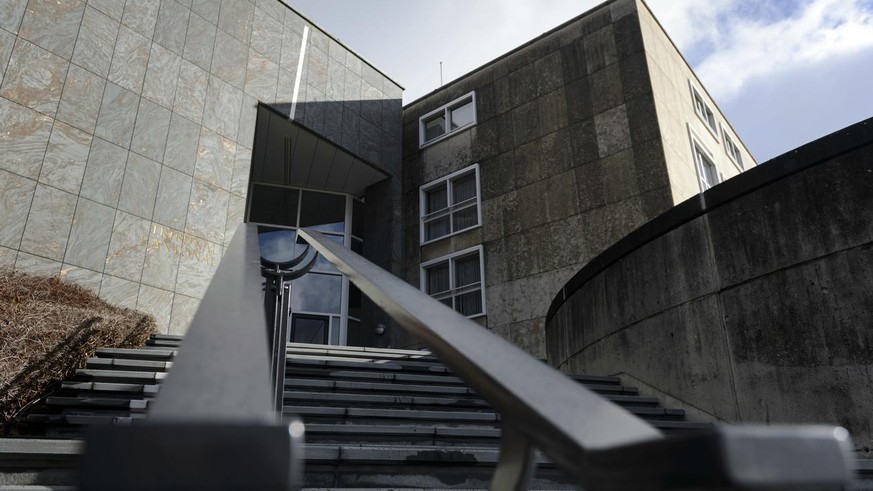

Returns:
544,118,873,453
268,99,402,176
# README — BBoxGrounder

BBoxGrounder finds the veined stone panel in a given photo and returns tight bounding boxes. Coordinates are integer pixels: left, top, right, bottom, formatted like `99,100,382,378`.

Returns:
0,0,403,334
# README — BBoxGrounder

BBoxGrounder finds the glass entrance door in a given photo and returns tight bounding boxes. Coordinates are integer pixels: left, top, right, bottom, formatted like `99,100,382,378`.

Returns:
290,314,330,344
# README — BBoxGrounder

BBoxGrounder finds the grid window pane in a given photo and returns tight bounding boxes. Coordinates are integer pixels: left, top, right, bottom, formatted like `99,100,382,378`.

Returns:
455,290,483,316
696,148,718,190
454,254,481,287
452,205,478,232
452,173,476,202
425,186,448,214
424,115,446,142
425,216,450,241
450,100,474,129
426,263,450,294
422,249,484,318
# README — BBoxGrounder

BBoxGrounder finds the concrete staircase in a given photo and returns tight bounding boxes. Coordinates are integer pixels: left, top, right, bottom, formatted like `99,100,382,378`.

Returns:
2,334,871,489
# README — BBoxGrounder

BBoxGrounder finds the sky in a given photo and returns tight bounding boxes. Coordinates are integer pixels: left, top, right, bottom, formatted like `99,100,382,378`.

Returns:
287,0,873,163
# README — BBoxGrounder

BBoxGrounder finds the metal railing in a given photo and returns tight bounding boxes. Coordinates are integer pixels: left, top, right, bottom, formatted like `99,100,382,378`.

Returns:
297,228,854,491
261,244,318,412
79,223,854,490
80,225,303,491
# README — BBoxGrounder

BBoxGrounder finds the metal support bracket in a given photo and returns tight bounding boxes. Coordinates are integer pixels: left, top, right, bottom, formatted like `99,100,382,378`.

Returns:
490,426,536,491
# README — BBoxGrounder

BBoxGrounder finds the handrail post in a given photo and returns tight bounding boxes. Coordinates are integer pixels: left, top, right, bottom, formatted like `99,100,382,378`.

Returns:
490,426,535,491
260,243,318,414
78,224,304,491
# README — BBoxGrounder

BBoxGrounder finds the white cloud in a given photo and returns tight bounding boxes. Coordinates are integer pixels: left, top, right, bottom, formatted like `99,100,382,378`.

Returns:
645,0,735,54
650,0,873,100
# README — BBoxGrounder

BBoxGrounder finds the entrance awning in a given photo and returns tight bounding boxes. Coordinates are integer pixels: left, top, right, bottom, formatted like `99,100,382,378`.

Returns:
251,103,391,197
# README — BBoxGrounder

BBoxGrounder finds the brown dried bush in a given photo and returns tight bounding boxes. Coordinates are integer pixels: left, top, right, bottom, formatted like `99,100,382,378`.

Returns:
0,268,156,434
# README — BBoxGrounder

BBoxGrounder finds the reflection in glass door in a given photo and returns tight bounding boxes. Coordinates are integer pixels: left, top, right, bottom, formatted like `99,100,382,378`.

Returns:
249,183,361,346
290,314,330,344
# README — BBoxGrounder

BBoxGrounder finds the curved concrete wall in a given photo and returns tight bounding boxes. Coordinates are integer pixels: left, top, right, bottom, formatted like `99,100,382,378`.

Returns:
545,119,873,451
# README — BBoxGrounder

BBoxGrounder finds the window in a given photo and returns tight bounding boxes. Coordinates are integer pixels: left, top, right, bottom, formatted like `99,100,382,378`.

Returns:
722,128,744,170
419,92,477,147
421,246,485,318
689,82,718,135
692,140,720,191
420,164,481,244
247,184,359,346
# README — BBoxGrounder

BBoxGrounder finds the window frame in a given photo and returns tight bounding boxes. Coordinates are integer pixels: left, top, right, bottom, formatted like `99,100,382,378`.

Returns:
689,128,720,192
419,163,482,245
420,245,486,319
721,125,744,171
418,91,477,148
688,81,719,139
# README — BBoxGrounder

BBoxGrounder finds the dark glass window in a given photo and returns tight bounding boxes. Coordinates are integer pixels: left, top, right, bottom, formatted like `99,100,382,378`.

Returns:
249,185,298,227
291,314,329,344
299,191,345,233
291,272,342,313
349,283,362,319
352,199,364,237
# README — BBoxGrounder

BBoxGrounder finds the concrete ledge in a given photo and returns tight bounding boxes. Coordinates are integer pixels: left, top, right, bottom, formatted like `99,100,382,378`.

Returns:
545,117,873,450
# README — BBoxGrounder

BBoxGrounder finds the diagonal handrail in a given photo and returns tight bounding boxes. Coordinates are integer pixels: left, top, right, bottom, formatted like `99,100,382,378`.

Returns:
298,228,853,490
79,224,303,491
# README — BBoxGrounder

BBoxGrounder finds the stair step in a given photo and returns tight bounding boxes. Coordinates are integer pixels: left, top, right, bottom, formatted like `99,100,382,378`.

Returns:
285,390,660,410
85,358,172,372
286,346,438,363
303,424,500,446
59,381,159,396
73,369,166,383
44,397,148,412
287,367,465,385
95,347,177,360
287,356,450,373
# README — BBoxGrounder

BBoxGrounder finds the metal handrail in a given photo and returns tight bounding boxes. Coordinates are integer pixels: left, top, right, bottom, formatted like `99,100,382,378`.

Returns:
298,228,853,490
79,224,303,491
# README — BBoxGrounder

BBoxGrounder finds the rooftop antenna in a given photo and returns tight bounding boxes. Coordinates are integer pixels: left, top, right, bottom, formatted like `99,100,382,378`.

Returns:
440,62,443,86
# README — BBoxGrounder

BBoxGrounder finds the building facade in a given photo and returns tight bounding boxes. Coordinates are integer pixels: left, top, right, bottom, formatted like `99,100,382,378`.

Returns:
399,0,754,356
0,0,401,343
0,0,754,355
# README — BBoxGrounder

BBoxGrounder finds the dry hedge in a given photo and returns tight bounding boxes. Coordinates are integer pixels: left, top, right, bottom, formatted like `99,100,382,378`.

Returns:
0,268,156,434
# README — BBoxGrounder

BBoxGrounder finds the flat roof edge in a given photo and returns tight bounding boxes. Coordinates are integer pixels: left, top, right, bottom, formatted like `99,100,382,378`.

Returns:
278,0,404,90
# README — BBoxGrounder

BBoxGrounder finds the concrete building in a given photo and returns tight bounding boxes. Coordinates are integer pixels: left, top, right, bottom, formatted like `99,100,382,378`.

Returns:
399,0,755,355
0,0,754,354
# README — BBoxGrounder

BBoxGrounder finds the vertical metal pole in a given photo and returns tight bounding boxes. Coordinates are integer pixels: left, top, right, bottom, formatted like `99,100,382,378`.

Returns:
274,281,290,413
490,426,535,491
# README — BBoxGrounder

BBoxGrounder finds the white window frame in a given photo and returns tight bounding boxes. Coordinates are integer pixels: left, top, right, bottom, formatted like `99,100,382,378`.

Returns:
420,245,486,319
419,164,482,245
419,91,477,148
721,125,744,171
689,127,721,192
688,81,718,139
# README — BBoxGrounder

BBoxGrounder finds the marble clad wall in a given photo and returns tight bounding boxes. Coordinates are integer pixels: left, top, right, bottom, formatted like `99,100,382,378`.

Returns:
0,0,400,334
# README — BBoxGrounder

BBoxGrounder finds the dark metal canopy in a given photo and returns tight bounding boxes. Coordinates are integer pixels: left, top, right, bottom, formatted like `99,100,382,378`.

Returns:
251,103,390,197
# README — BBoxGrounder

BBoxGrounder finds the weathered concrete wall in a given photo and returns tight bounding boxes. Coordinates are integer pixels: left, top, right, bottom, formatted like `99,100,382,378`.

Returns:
400,0,675,355
636,0,756,203
546,119,873,450
0,0,400,334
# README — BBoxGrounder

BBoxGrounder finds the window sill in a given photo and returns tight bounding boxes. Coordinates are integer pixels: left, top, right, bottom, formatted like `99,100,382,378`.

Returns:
420,224,482,247
419,122,476,149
